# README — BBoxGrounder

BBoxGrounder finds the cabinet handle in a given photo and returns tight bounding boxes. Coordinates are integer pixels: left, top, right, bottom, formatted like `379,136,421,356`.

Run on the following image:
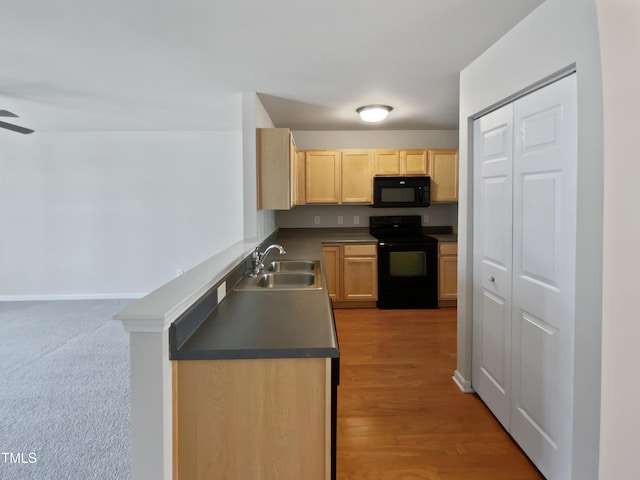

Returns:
489,276,495,283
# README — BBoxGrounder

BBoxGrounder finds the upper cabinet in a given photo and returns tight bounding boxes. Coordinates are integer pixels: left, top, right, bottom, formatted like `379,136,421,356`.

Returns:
256,128,298,210
341,150,373,203
401,149,429,175
373,150,401,175
428,149,459,202
303,150,373,204
305,150,341,203
289,146,459,206
374,149,428,175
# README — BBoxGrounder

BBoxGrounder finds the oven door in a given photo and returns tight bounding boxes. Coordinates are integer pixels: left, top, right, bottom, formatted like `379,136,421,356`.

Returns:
377,241,438,309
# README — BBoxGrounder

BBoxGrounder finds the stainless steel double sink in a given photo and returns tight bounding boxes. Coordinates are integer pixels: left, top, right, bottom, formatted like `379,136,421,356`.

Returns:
234,260,322,291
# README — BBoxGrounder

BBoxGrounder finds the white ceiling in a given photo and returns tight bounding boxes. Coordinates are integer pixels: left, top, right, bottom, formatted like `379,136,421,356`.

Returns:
1,0,542,133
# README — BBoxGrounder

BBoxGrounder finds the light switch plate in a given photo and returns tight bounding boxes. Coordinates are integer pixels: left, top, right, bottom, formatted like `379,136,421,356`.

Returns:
314,215,321,225
353,216,360,225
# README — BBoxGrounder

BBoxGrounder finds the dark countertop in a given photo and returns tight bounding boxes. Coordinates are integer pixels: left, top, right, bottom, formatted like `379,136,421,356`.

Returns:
428,233,457,243
173,226,455,361
173,228,375,361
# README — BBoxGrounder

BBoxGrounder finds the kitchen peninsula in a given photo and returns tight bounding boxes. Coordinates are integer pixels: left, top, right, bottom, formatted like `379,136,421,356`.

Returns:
117,228,375,480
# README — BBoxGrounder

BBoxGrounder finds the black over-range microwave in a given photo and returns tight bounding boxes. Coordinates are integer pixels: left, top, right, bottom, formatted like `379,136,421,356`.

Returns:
371,176,430,208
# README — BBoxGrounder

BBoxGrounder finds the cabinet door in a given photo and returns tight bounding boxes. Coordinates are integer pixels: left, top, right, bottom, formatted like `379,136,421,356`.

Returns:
173,358,330,480
341,150,373,203
296,150,306,205
290,135,298,206
322,245,341,300
306,151,341,203
401,149,428,175
256,128,294,210
342,244,377,301
374,150,401,175
438,243,458,301
429,149,459,202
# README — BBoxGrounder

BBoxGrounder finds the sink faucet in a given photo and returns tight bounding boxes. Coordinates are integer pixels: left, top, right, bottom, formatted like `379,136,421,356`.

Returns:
250,244,286,276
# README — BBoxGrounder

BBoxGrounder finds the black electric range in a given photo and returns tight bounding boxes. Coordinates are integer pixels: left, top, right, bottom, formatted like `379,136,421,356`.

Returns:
369,215,439,309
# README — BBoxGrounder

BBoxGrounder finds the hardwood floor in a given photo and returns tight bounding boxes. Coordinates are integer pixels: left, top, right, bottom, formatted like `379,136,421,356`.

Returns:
334,308,543,480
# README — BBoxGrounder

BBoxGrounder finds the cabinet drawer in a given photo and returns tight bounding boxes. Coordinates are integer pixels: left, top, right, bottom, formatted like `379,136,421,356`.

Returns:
344,243,377,257
438,242,457,255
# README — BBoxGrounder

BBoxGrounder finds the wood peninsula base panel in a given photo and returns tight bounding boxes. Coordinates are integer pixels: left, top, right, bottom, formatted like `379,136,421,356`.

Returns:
173,357,331,480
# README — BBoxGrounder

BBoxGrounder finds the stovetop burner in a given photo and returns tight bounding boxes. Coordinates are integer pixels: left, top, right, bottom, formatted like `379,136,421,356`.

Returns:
369,215,438,244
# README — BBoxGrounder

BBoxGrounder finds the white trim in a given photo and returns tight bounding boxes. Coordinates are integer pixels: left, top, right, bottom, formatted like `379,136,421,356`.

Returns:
121,319,168,333
453,370,475,393
0,293,146,302
471,65,577,121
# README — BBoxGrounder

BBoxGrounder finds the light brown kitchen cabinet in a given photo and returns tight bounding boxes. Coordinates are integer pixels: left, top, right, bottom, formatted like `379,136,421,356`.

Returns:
343,244,377,301
256,128,298,210
374,149,428,175
303,150,372,204
438,242,458,306
341,150,373,203
305,150,341,203
297,147,459,204
322,245,341,300
429,149,459,202
400,149,429,175
374,150,401,175
323,242,377,307
173,357,333,480
296,150,306,205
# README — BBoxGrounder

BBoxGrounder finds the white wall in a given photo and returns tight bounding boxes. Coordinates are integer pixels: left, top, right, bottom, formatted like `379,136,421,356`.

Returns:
596,1,640,477
458,0,603,477
278,129,459,229
0,97,245,298
242,93,276,241
292,129,458,150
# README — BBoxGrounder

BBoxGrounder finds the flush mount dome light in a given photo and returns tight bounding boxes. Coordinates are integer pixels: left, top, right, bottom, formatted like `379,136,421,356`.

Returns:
356,105,393,123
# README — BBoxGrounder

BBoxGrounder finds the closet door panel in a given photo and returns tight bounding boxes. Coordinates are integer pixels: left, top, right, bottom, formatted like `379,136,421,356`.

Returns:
472,103,513,430
510,74,577,480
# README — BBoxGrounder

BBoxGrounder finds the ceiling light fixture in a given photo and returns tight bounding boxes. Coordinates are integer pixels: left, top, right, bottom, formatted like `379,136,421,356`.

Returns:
356,105,393,123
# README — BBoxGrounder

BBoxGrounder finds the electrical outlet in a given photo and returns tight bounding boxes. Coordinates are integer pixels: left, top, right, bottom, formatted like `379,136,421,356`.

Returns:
176,268,184,277
423,214,429,224
337,215,343,225
217,281,227,302
353,215,360,225
314,215,321,225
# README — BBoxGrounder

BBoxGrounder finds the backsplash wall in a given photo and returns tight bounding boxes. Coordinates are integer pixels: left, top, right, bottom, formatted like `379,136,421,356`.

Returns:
276,204,457,230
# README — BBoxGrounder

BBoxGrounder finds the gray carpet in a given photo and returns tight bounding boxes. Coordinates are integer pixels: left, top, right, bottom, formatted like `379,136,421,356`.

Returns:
0,299,133,480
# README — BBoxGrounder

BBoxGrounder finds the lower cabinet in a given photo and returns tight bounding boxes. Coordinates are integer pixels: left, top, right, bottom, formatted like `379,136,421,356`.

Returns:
173,357,337,480
322,242,377,307
438,242,458,306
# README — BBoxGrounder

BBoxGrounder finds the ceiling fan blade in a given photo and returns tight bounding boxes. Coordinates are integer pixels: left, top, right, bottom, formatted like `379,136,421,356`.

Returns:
0,110,19,117
0,120,34,134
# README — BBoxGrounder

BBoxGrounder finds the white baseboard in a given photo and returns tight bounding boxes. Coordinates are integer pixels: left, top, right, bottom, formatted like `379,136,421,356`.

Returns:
453,369,475,393
0,293,147,302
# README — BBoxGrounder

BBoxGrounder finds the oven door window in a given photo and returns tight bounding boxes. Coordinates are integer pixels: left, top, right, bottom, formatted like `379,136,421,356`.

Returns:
389,251,426,277
381,187,416,204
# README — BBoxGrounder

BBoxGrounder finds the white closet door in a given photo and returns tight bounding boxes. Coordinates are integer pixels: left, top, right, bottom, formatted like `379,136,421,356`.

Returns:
472,103,514,430
511,74,577,479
